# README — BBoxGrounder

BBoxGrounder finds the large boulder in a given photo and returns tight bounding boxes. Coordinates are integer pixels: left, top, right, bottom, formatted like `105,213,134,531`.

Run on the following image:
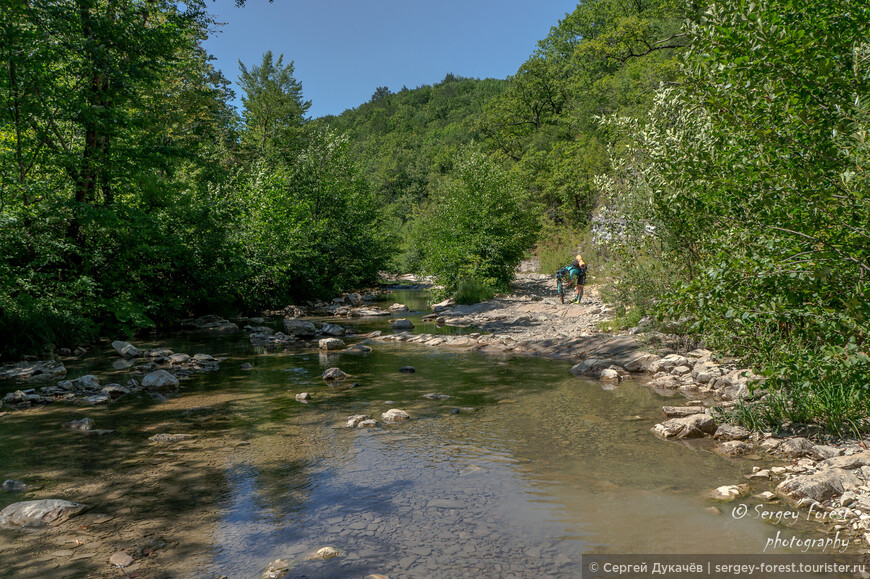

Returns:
777,469,860,503
141,370,179,392
821,451,870,470
111,341,142,359
652,414,716,439
282,318,317,337
623,353,659,373
0,499,89,528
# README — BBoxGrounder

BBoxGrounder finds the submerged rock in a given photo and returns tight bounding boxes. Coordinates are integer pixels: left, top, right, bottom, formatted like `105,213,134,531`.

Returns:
322,368,347,381
398,366,416,374
2,480,27,492
0,499,89,528
347,414,369,427
262,558,294,579
423,393,451,400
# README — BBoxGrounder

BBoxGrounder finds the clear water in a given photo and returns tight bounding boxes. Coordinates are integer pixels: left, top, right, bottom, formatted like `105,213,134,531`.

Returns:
0,292,832,578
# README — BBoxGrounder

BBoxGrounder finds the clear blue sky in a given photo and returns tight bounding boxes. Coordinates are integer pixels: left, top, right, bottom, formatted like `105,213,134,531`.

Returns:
202,0,578,118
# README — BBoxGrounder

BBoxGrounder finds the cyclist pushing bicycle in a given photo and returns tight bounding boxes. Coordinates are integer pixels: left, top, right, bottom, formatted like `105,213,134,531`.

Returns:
554,254,587,304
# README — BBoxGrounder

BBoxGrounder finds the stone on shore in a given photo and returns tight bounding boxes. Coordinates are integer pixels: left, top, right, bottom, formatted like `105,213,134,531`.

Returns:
777,469,860,503
432,298,455,312
661,406,705,418
141,369,179,392
652,414,716,439
777,437,819,459
322,368,347,381
713,424,752,441
0,499,89,528
109,551,135,567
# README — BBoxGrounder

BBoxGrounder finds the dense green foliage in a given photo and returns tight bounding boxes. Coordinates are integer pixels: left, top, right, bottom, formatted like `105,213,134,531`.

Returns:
411,150,537,297
0,0,388,358
601,0,870,432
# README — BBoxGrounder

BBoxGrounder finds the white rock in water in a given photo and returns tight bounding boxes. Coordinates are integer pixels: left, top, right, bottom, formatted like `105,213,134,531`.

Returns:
307,546,341,560
141,370,179,391
357,419,379,428
347,414,368,427
318,338,345,351
111,341,142,358
382,409,410,422
295,393,311,402
0,499,89,528
710,485,749,501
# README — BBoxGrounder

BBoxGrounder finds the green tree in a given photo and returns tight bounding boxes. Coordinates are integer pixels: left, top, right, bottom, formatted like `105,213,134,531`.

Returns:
411,149,538,298
238,51,311,162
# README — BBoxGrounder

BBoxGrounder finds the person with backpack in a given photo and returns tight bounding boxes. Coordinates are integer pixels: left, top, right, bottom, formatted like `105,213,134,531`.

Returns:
565,254,587,303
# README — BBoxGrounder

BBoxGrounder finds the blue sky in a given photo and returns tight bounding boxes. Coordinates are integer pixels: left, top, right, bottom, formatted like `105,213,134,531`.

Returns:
202,0,579,118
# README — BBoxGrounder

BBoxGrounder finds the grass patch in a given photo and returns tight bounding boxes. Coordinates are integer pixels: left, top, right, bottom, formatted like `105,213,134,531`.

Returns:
453,277,496,305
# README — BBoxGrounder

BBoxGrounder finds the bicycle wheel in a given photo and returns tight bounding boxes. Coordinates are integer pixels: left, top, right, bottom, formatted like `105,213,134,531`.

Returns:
557,276,565,303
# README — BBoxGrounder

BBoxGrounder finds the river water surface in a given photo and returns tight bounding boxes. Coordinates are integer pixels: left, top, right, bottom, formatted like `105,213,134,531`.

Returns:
0,292,828,578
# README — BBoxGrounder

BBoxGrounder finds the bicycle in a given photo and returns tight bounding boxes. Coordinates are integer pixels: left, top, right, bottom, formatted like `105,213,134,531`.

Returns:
553,268,577,304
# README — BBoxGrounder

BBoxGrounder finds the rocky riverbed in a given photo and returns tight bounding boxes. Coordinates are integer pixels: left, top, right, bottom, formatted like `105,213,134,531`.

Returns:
2,275,869,576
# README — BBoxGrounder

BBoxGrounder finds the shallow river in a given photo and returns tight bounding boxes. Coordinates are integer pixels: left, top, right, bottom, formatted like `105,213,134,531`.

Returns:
0,292,832,578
